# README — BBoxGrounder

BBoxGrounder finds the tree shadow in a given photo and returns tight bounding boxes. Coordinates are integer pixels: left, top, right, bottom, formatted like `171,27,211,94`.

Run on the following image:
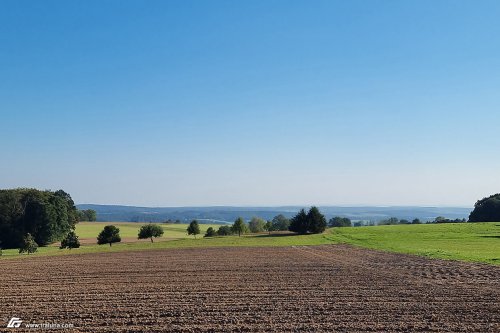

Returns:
480,235,500,238
254,232,301,238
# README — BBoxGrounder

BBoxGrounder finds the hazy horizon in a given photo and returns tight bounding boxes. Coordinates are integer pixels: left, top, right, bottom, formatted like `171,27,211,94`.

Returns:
2,1,499,207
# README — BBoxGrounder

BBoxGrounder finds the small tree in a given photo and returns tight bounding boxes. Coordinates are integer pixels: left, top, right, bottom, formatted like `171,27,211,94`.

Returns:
264,221,272,234
97,225,121,246
232,217,247,237
187,220,201,238
329,217,352,227
204,227,217,237
60,231,80,249
19,233,38,254
138,224,164,242
248,217,266,233
412,218,422,224
271,214,291,231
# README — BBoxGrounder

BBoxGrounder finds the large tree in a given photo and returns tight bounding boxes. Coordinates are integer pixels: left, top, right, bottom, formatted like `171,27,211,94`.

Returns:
0,188,78,248
289,207,326,234
469,193,500,222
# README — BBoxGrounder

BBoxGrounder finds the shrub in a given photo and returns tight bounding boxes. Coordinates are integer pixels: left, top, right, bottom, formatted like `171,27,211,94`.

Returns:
19,233,38,254
97,225,121,246
60,231,80,249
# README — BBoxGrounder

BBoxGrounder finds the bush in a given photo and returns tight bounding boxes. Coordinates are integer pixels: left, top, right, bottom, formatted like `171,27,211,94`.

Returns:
329,217,352,227
217,225,233,236
60,231,80,249
19,233,38,254
248,217,266,233
204,227,217,237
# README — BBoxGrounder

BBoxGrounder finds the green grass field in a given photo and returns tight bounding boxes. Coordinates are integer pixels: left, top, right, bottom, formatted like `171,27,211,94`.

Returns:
75,222,221,240
329,222,500,265
1,222,498,265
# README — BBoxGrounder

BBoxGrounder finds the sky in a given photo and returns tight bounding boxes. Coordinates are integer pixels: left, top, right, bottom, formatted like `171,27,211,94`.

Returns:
1,0,500,207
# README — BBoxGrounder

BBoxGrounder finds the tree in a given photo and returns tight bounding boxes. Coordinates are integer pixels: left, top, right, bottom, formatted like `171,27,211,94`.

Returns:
289,207,326,234
217,225,233,236
0,188,78,249
60,230,80,249
329,217,352,227
307,206,327,233
78,209,97,222
399,219,410,224
204,227,217,237
469,193,500,222
289,209,309,234
19,233,38,254
138,224,164,242
232,217,247,237
264,220,272,234
248,217,266,233
271,214,290,231
97,225,121,246
412,218,421,224
187,220,201,238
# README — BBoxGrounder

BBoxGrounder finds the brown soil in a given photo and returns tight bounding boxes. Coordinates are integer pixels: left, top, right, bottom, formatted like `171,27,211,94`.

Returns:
0,245,498,332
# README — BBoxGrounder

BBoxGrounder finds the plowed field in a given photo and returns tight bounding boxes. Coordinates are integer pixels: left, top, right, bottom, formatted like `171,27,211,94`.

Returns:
1,245,498,332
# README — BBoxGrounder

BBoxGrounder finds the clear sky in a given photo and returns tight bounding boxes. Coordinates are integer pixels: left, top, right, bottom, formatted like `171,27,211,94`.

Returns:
1,0,499,207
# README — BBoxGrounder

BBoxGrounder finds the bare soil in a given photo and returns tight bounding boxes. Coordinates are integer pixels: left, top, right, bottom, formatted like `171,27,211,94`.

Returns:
0,245,498,332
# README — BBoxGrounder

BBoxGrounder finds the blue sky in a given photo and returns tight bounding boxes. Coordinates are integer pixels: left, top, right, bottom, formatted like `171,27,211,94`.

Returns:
1,0,499,206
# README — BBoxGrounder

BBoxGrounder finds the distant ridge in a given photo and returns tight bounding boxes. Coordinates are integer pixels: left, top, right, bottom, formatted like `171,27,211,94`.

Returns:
77,204,471,224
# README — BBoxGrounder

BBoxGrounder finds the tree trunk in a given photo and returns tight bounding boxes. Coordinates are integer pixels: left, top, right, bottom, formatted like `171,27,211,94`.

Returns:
150,237,154,243
109,243,112,247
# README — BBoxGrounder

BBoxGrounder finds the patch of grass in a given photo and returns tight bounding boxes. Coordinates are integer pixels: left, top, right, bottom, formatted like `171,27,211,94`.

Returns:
328,222,500,265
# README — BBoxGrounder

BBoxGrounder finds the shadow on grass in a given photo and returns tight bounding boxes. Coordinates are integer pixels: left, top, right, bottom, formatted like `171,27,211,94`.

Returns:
480,235,500,238
254,233,301,238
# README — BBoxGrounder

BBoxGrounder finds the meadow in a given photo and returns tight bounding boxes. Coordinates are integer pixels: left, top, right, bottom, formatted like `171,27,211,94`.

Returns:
1,222,498,265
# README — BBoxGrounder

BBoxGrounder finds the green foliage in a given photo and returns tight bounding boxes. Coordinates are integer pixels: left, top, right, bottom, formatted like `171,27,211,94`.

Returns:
138,224,164,242
289,207,326,234
248,217,266,233
60,231,80,249
204,227,217,237
469,193,500,222
307,207,327,233
329,217,352,227
271,214,290,231
232,217,247,237
217,225,233,236
289,209,308,234
187,220,201,238
412,218,422,224
77,209,97,222
19,233,38,254
379,217,400,225
97,225,121,246
0,188,78,248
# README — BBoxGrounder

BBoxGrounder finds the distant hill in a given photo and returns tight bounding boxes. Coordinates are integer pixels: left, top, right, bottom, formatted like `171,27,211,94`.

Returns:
76,204,472,224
